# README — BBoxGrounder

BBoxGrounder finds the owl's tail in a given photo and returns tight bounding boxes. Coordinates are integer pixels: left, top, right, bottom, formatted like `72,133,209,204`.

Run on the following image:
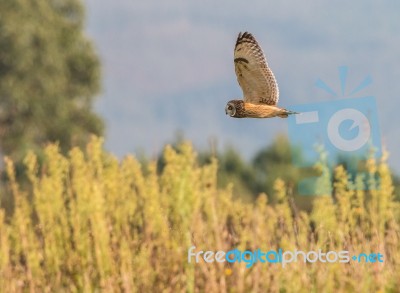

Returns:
278,108,300,118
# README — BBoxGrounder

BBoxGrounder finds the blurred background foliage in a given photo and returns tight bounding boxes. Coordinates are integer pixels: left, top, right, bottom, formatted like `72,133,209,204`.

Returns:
158,134,400,208
0,0,103,163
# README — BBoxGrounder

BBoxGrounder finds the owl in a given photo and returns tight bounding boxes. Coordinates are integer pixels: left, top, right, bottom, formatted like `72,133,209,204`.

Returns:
225,32,298,118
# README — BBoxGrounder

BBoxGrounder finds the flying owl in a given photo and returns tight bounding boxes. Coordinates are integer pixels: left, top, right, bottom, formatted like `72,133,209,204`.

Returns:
225,32,298,118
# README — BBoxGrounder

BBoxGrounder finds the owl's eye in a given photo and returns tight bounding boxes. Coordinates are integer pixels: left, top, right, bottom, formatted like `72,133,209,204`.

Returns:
228,106,233,110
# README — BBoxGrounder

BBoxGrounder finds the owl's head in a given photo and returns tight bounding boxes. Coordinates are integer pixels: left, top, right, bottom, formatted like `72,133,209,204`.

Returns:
225,100,244,117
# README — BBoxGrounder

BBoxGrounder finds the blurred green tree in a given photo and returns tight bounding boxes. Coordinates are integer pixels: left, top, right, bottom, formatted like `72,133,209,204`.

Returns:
0,0,103,161
213,146,257,202
158,133,400,209
252,135,302,199
197,135,302,202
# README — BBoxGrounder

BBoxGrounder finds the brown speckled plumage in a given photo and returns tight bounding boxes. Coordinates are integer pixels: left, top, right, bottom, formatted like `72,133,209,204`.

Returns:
225,32,298,119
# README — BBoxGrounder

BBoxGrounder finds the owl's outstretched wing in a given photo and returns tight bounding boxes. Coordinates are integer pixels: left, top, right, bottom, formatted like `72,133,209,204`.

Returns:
234,32,279,105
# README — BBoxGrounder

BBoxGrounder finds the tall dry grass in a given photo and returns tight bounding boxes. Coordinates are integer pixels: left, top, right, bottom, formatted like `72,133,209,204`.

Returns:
0,136,399,292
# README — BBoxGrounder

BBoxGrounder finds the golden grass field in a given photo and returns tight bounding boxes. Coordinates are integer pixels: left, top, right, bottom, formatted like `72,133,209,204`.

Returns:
0,136,399,292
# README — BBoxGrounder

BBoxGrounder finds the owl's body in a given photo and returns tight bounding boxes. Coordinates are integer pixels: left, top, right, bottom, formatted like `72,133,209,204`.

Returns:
225,32,298,119
226,100,296,119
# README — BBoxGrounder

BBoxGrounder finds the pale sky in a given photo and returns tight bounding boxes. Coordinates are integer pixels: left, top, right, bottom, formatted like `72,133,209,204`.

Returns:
85,0,400,172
